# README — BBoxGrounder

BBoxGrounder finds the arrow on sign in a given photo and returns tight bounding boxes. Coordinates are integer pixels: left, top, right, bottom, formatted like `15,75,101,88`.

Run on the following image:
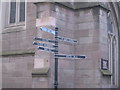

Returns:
57,36,77,44
55,54,86,59
40,27,55,35
38,46,58,53
34,37,55,43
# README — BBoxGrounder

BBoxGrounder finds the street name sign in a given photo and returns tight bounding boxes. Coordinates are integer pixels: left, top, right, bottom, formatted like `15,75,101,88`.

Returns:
34,37,55,43
55,54,86,59
57,36,77,44
40,27,55,35
38,46,57,53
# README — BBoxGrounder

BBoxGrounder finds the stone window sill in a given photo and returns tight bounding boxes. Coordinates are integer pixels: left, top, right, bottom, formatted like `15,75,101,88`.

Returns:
32,67,50,77
100,70,112,76
2,22,25,34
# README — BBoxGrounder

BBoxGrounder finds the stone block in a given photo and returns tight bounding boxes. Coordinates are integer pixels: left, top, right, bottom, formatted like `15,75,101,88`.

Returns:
36,17,56,27
32,77,48,82
75,43,99,52
27,2,36,16
84,9,93,16
2,57,10,63
2,33,11,40
78,22,95,30
10,56,24,63
75,30,90,37
23,77,32,88
15,62,27,71
56,19,75,31
16,31,26,39
75,82,100,88
75,69,101,79
59,69,74,83
75,60,97,70
8,32,17,40
12,77,28,88
37,3,50,12
2,78,15,88
58,44,74,54
88,50,101,60
12,70,23,77
2,40,10,51
9,38,20,50
51,11,75,24
78,37,93,44
75,77,100,85
2,77,31,88
32,81,48,88
76,14,94,24
59,59,75,69
89,29,100,37
3,62,15,72
27,62,34,70
59,82,74,88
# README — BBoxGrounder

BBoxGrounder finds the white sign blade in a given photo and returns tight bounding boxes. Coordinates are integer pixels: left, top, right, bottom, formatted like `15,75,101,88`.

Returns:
40,27,55,35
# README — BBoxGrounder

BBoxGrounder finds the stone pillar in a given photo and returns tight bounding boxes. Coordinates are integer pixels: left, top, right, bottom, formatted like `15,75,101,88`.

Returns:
74,4,111,88
74,6,100,88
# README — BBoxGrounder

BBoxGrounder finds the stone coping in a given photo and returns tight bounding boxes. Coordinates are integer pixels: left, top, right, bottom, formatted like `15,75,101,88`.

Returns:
0,49,35,56
100,70,112,76
32,67,50,77
34,2,110,12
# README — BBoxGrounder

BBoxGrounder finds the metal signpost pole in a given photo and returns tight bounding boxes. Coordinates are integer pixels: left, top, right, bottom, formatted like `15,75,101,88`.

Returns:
33,26,86,89
54,27,58,90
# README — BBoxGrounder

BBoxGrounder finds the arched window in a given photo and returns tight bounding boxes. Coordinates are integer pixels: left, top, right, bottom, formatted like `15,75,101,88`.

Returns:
107,12,118,87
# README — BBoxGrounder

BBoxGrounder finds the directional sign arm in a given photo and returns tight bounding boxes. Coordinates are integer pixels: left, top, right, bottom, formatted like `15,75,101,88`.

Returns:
55,54,86,59
57,36,77,44
40,27,55,35
37,46,58,52
33,42,55,48
34,37,55,43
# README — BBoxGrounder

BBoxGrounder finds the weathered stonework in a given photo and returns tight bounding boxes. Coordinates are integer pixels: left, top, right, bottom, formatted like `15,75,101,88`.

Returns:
1,2,120,88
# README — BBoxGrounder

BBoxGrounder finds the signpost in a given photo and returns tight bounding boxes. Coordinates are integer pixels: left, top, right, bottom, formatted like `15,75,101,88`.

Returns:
54,27,59,90
33,26,86,89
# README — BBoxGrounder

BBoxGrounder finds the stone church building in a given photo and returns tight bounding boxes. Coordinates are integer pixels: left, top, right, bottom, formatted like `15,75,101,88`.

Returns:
1,1,120,88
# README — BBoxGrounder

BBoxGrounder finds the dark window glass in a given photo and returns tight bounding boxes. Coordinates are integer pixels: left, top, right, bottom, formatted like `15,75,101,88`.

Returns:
10,2,16,23
19,2,25,22
107,15,113,33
